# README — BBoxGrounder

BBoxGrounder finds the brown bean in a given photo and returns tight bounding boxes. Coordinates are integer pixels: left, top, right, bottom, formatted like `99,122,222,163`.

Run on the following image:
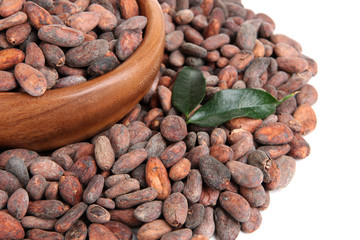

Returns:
0,11,28,31
112,149,147,174
29,157,64,181
169,158,191,181
4,156,29,188
257,144,291,159
115,29,143,61
94,136,115,171
7,188,28,219
199,184,219,207
115,187,158,209
83,175,105,204
199,156,231,191
219,191,250,222
110,208,142,227
28,200,66,219
274,43,299,58
134,200,163,222
54,75,87,88
55,202,88,233
159,141,186,168
87,55,119,77
254,122,294,145
226,117,262,133
209,144,233,163
202,33,230,50
88,4,117,31
263,161,282,191
214,207,241,240
288,133,311,159
119,0,139,19
185,203,205,229
38,43,65,68
86,204,110,223
194,207,215,238
69,156,97,186
137,219,172,240
163,192,188,227
96,198,115,210
236,22,257,50
171,180,185,193
0,190,8,210
0,70,17,91
0,48,25,71
66,39,109,67
128,121,152,145
293,104,317,135
102,220,132,240
228,50,254,71
88,223,117,240
226,161,263,188
0,211,25,239
26,229,64,240
38,24,85,47
271,34,302,52
6,22,31,46
59,173,83,206
161,229,193,240
21,216,57,230
183,169,202,204
26,175,48,200
64,219,87,240
296,84,318,106
239,185,266,208
274,155,296,189
241,208,262,233
0,0,25,17
24,2,53,29
44,182,59,200
104,178,140,199
108,124,130,158
146,157,171,200
14,63,47,96
186,145,209,168
277,57,308,73
115,15,147,36
191,235,209,240
105,174,130,188
25,42,45,68
0,170,22,196
160,116,188,142
65,11,100,33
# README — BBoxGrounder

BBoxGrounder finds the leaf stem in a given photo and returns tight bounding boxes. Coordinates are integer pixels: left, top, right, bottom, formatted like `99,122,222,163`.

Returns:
279,91,300,103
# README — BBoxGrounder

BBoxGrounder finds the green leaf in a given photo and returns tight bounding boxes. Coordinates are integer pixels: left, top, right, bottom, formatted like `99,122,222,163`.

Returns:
188,89,295,127
172,66,206,118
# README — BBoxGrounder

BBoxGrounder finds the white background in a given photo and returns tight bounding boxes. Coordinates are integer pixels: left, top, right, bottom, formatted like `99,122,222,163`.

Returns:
220,0,360,239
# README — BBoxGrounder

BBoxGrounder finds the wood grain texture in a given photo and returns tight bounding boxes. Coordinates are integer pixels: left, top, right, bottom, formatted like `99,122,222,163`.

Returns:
0,0,165,151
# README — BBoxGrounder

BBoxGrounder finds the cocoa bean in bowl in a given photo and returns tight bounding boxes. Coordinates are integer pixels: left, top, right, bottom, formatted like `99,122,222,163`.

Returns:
0,0,165,151
0,0,319,240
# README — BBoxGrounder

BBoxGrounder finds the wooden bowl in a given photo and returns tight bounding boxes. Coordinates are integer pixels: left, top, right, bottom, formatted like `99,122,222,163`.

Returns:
0,0,165,151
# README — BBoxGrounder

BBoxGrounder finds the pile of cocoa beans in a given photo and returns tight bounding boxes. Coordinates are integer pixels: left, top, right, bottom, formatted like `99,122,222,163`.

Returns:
0,0,318,240
0,0,145,96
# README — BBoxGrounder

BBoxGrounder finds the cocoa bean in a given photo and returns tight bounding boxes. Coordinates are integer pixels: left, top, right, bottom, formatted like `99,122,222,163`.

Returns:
86,204,110,223
0,211,25,239
88,223,117,240
26,175,48,200
137,219,172,240
54,202,88,233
